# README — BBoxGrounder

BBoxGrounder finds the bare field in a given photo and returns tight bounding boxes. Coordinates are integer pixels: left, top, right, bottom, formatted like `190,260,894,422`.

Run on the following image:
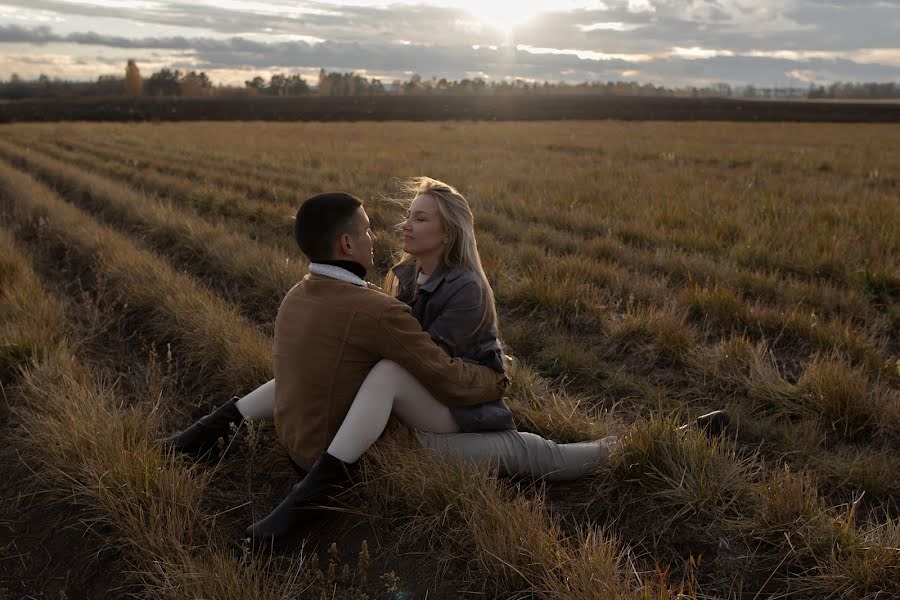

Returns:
0,121,898,599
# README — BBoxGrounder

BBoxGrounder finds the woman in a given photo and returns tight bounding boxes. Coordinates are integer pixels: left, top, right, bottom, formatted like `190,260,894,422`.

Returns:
166,178,619,481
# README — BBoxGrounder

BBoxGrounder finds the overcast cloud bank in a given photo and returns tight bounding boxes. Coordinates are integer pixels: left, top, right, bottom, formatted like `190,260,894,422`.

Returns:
1,0,898,86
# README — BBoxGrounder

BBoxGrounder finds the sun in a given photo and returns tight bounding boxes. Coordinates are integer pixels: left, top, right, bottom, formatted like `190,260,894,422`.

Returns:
462,1,547,38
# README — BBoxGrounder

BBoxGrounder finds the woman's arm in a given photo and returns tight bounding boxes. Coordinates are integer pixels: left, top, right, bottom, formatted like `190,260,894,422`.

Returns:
424,279,505,372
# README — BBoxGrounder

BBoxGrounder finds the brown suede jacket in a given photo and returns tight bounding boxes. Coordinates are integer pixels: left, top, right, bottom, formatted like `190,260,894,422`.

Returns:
272,273,509,470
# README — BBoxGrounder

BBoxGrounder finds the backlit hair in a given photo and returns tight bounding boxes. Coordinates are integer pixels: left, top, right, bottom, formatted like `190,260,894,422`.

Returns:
384,177,498,337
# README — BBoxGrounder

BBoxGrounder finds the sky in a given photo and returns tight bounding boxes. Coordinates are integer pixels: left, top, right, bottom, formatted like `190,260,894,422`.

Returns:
1,0,899,88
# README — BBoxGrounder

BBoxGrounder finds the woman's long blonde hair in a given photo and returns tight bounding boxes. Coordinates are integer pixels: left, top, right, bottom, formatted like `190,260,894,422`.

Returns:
384,177,498,337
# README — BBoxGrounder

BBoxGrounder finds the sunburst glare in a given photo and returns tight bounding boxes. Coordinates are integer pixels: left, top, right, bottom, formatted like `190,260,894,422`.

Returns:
459,0,554,39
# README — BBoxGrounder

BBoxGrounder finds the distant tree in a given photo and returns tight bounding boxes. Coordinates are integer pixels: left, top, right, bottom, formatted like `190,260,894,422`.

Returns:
4,73,27,99
318,68,330,95
245,75,265,94
180,71,212,97
808,84,827,99
285,74,310,95
124,59,143,98
96,74,124,96
146,68,181,96
268,73,287,96
712,82,732,97
404,73,423,95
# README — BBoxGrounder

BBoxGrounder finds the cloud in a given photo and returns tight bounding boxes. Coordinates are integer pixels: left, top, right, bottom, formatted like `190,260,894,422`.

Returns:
1,1,899,85
1,0,898,52
2,24,899,87
512,0,900,56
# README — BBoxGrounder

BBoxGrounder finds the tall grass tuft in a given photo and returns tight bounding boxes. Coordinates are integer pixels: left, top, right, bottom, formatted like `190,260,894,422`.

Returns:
596,414,761,524
797,352,898,440
0,229,67,379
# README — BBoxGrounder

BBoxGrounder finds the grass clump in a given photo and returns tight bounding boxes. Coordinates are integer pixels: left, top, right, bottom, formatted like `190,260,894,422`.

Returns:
608,305,696,367
797,353,891,440
798,508,900,599
755,465,822,533
0,229,67,378
504,360,620,442
597,414,760,524
681,283,749,332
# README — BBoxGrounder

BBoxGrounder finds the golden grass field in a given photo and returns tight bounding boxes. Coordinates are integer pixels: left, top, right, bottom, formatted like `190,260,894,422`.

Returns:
0,121,898,599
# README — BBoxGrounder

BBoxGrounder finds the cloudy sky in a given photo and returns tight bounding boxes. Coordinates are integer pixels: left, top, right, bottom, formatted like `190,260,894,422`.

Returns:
1,0,899,88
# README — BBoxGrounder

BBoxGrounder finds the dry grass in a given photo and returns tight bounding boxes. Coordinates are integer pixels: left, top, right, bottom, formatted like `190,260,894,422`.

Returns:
358,427,650,599
0,227,307,599
0,120,898,598
0,155,649,598
0,139,302,323
0,229,66,379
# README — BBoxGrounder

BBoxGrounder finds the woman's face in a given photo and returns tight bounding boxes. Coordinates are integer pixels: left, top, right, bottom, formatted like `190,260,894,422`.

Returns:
401,193,448,258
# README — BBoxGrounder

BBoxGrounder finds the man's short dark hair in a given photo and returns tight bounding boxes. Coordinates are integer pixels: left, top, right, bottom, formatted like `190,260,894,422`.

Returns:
293,192,364,261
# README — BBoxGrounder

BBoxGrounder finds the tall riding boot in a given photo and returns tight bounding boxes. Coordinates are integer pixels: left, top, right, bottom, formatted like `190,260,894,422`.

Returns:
161,398,244,456
246,451,349,543
679,409,731,437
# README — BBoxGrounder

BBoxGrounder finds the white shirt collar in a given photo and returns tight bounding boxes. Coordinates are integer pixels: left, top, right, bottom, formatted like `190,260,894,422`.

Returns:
308,263,367,287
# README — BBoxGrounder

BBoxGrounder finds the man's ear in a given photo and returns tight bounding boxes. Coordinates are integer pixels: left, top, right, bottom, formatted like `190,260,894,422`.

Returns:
338,232,353,256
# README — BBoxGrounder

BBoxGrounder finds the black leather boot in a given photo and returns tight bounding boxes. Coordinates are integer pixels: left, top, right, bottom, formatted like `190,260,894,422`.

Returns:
246,451,348,544
693,410,731,437
162,399,243,456
678,409,731,437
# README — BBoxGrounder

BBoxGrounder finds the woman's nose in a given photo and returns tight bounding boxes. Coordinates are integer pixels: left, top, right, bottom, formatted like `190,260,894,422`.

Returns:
402,219,412,231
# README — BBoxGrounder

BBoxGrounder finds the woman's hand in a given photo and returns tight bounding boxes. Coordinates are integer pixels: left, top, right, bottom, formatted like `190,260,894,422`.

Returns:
367,282,385,293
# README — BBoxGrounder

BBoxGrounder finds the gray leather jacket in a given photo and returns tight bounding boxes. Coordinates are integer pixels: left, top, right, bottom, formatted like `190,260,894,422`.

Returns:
393,262,516,432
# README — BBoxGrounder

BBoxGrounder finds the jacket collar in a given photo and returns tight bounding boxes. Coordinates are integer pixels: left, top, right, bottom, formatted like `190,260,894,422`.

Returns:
419,262,451,293
309,262,367,287
392,261,453,295
316,259,367,279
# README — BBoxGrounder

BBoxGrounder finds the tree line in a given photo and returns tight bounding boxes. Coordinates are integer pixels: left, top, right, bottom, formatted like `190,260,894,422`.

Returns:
2,61,898,100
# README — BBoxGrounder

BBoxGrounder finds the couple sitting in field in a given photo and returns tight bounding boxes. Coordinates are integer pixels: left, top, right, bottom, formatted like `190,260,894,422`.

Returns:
163,177,728,543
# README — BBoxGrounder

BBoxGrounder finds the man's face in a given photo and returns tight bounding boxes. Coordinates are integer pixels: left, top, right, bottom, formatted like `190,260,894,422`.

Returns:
345,206,376,271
